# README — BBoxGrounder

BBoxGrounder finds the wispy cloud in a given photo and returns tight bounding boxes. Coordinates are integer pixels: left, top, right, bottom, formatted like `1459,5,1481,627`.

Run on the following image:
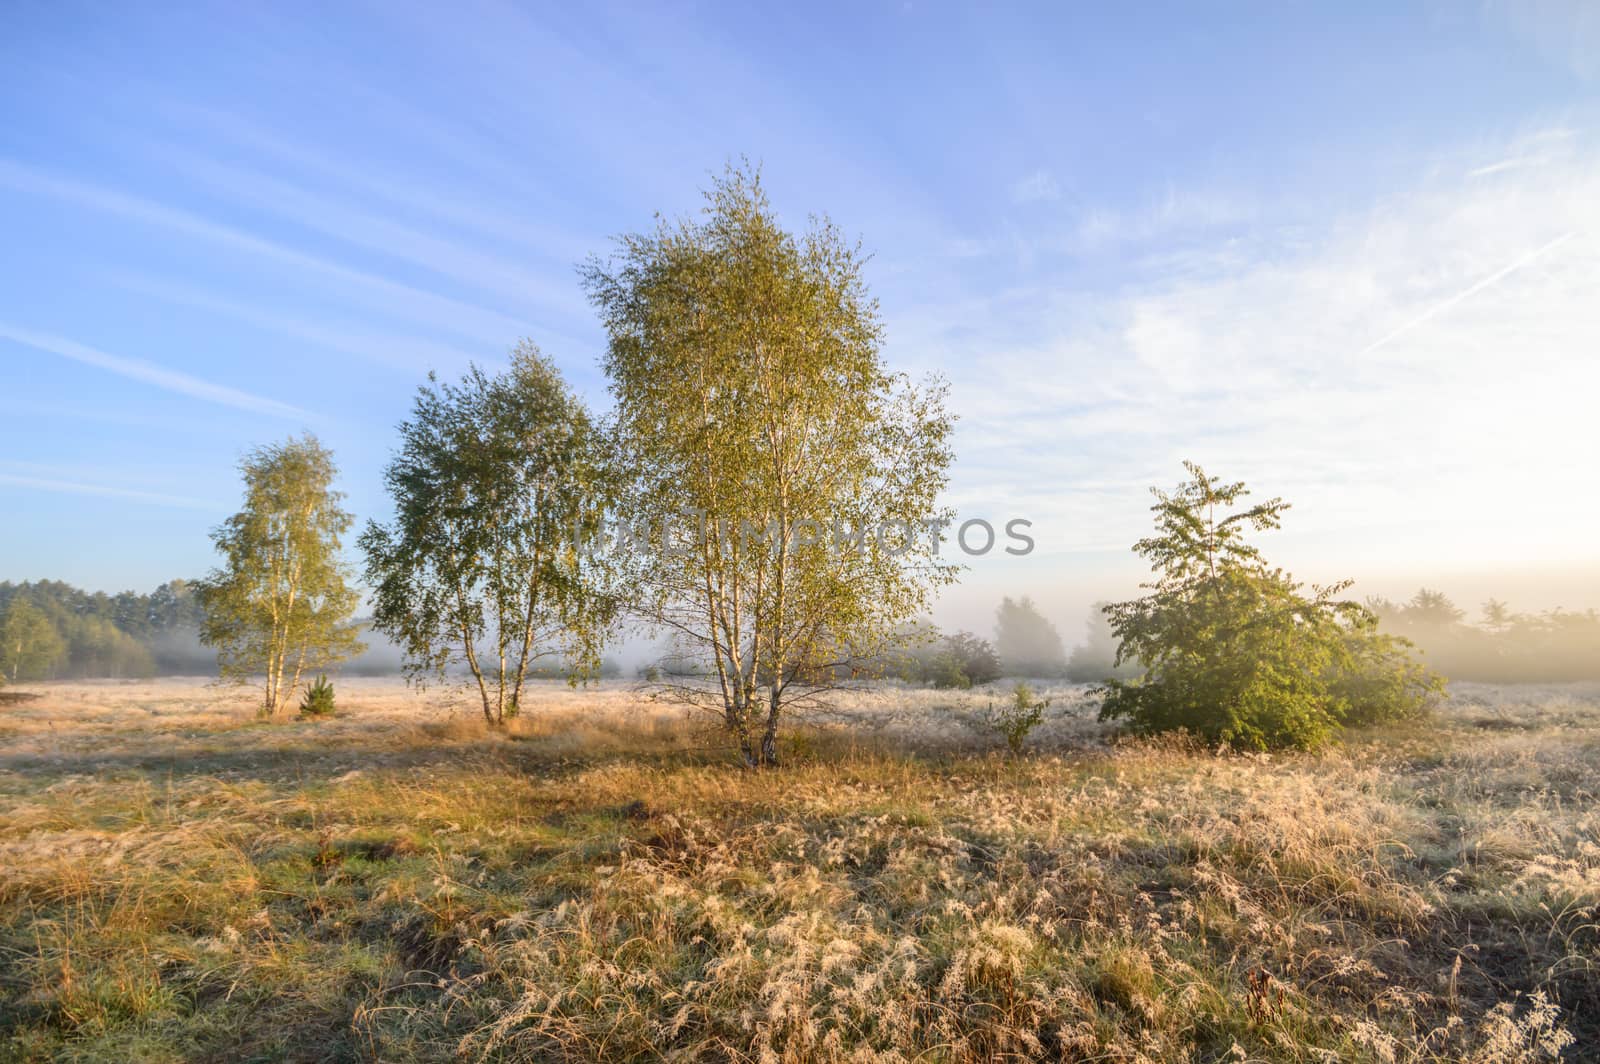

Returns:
0,159,533,347
1073,188,1254,250
1468,154,1552,178
150,147,585,313
901,129,1600,566
941,184,1255,266
0,473,219,510
106,272,479,373
1353,228,1581,358
1466,127,1575,178
0,323,309,419
163,103,593,262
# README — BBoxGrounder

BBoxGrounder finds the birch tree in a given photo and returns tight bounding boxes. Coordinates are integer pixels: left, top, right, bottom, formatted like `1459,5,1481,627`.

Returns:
197,435,364,716
583,163,957,767
0,597,66,683
359,343,614,725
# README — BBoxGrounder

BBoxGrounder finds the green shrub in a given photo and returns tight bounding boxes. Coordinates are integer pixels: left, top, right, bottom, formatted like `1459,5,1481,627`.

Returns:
928,652,971,690
942,631,1001,686
984,681,1051,754
1100,463,1442,751
299,674,337,718
1328,620,1445,727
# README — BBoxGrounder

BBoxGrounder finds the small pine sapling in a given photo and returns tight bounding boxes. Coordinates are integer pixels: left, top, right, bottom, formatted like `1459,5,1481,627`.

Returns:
299,674,337,718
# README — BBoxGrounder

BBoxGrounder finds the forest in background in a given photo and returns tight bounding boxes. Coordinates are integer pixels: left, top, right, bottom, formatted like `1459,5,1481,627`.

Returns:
0,579,208,679
1367,589,1600,683
4,577,1597,687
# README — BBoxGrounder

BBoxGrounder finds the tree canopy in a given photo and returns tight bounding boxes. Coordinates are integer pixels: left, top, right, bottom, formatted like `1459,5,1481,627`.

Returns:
360,343,616,725
583,162,957,765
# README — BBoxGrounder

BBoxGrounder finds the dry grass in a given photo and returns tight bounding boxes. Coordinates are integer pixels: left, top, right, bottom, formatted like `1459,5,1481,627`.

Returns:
1,677,1596,1061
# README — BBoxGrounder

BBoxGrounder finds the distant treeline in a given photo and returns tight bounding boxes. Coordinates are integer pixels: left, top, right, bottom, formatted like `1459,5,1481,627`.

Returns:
1060,589,1600,686
1368,589,1600,683
5,578,1595,688
0,579,210,681
0,579,434,683
636,596,1075,689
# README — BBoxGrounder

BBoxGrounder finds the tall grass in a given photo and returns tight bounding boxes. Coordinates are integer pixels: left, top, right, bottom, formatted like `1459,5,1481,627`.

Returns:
1,678,1594,1060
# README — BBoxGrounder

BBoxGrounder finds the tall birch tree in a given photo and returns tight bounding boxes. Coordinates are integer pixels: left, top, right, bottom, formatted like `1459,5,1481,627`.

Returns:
197,435,364,716
583,163,957,767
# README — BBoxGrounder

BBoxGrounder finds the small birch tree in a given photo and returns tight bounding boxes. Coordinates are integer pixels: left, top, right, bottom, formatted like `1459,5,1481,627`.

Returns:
584,163,957,767
197,435,364,716
359,343,614,726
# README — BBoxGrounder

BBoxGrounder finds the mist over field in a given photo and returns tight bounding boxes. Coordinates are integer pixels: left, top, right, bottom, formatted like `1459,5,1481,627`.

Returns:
5,3,1600,1062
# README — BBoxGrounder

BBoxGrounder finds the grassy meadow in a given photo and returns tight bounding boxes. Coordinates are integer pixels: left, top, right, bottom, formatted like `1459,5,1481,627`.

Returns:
1,678,1596,1062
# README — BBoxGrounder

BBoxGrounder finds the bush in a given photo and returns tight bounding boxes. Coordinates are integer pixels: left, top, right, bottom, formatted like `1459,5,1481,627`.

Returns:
943,631,1001,686
927,652,971,689
299,674,337,718
1100,464,1442,751
1328,620,1444,727
984,681,1051,754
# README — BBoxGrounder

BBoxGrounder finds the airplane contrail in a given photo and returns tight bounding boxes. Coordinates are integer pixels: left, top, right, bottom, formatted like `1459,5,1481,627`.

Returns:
0,323,310,420
1356,228,1581,359
0,473,221,510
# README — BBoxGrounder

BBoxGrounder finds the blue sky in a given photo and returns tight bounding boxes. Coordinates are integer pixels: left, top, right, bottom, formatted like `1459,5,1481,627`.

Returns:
3,1,1599,633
